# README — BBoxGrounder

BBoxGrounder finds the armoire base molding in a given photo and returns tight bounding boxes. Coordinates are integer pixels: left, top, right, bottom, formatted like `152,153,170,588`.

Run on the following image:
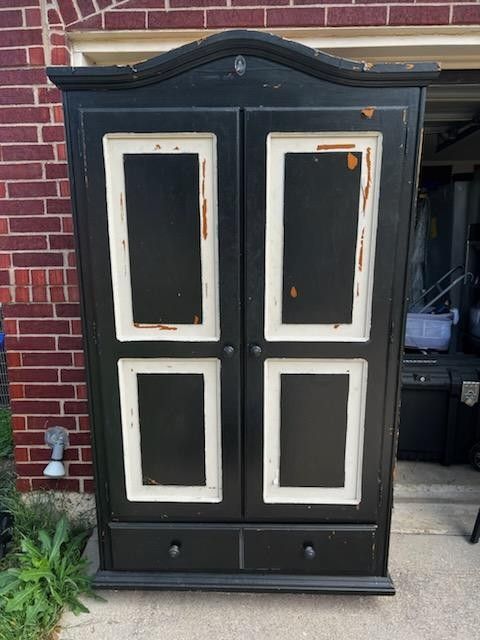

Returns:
93,570,395,595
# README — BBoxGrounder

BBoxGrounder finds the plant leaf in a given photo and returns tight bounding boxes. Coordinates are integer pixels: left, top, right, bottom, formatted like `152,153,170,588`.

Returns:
49,517,69,563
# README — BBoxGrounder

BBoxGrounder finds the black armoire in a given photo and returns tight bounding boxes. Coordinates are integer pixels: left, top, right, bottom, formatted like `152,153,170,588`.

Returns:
48,31,438,594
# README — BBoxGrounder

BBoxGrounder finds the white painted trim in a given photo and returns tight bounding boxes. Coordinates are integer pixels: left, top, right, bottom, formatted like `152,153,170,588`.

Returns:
263,358,368,505
68,26,480,69
264,132,382,342
103,133,220,342
118,358,222,503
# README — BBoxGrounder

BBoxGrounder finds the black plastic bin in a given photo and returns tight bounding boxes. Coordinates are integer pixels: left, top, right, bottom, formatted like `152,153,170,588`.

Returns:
398,354,480,465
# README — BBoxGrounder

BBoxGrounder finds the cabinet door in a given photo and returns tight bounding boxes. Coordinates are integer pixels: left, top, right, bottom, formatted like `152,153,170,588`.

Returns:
78,109,242,521
244,107,410,522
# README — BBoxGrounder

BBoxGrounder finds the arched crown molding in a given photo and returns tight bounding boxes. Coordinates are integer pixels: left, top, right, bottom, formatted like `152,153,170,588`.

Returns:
47,29,439,90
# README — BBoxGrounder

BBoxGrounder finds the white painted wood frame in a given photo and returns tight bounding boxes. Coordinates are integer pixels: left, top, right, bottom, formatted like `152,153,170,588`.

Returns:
69,27,480,70
264,132,382,342
103,132,220,342
118,358,223,503
263,358,368,505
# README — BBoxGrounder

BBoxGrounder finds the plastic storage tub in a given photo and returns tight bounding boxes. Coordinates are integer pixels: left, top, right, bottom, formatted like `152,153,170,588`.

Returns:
405,312,453,351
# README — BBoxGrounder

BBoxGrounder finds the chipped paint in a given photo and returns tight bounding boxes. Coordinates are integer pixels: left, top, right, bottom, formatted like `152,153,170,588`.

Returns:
290,285,298,299
358,228,365,272
154,144,161,150
361,147,372,213
316,143,355,151
193,314,200,325
173,146,179,150
201,158,208,240
202,199,208,240
402,108,408,125
134,322,178,331
121,238,127,276
347,152,358,171
356,282,360,298
119,192,124,222
334,323,340,329
361,107,375,119
143,477,160,485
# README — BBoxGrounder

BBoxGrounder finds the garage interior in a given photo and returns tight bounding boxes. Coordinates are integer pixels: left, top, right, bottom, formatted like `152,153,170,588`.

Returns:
394,71,480,536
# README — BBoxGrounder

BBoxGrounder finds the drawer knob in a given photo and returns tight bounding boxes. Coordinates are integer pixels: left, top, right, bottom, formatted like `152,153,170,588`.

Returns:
303,544,316,560
168,543,181,559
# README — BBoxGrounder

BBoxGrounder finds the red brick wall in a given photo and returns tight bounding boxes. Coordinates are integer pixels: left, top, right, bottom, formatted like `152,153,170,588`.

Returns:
1,0,479,493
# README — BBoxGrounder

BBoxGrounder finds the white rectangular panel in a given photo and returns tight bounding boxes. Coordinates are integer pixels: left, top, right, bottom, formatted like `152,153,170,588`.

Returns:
263,358,368,505
264,133,382,342
118,358,222,503
103,133,219,341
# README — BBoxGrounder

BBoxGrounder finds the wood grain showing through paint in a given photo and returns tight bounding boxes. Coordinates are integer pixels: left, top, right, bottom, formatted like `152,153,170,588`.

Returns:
362,147,372,212
316,143,355,151
347,153,358,170
361,107,375,119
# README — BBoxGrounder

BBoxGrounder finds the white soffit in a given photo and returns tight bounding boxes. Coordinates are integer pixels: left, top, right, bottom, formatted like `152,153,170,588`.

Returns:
68,26,480,69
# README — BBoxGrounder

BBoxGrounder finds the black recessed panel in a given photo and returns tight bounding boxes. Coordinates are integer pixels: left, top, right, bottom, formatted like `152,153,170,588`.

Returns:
279,373,349,487
138,373,206,486
124,153,203,325
282,152,361,325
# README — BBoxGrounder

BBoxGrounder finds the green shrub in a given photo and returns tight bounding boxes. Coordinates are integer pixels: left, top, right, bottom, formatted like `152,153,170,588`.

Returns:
0,408,12,459
0,477,97,640
0,516,95,640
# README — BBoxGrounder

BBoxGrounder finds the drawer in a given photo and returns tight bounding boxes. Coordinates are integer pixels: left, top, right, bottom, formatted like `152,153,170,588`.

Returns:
110,524,240,571
243,527,377,575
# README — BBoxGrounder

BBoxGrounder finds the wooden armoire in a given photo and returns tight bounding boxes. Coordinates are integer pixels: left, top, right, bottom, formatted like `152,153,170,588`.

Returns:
48,31,438,593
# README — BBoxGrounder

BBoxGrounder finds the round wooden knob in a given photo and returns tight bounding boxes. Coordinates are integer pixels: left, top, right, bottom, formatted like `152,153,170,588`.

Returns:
223,345,235,358
303,545,316,560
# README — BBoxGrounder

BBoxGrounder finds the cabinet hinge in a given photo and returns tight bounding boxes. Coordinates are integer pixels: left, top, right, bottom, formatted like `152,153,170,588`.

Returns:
378,480,384,508
389,319,395,344
404,126,409,156
103,480,110,508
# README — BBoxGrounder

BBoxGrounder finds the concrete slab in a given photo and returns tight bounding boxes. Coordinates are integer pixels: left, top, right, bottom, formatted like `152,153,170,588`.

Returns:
394,461,480,503
395,461,480,488
60,531,480,640
391,501,479,535
61,463,480,640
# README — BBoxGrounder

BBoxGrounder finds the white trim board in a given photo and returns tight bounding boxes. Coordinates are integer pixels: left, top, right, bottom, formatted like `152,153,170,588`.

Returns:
68,26,480,68
118,358,223,503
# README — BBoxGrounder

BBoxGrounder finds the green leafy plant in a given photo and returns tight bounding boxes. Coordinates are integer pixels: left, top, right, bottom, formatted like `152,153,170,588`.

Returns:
0,408,12,459
0,476,93,561
0,516,95,640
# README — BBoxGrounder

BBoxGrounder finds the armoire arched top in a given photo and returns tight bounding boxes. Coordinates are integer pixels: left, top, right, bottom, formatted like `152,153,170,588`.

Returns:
47,29,440,90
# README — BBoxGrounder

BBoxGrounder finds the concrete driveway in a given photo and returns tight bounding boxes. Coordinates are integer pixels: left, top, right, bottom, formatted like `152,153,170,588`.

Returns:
60,524,480,640
60,464,480,640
